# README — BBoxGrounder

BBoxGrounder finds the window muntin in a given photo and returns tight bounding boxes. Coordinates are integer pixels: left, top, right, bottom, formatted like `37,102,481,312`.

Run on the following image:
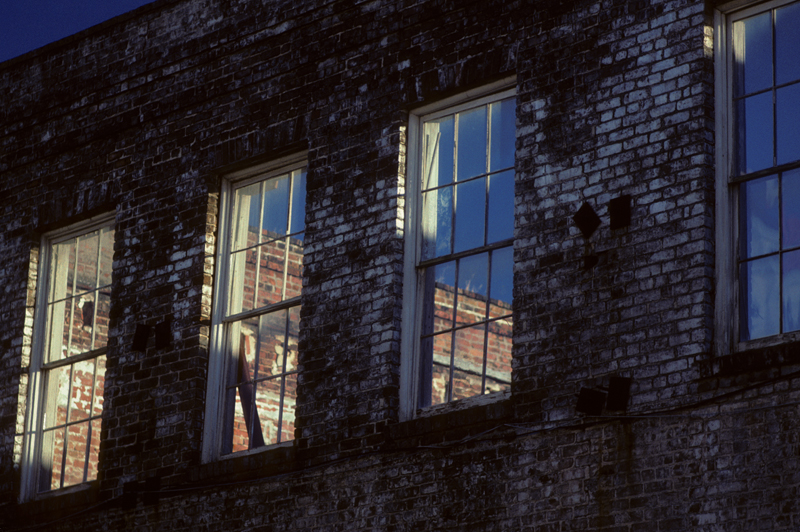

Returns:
412,89,515,409
24,221,114,497
728,1,800,342
217,164,306,454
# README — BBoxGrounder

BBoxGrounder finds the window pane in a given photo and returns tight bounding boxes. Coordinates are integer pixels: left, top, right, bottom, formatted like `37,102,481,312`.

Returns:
229,249,252,313
452,325,486,401
93,355,106,417
490,98,516,172
68,359,95,424
431,261,455,333
280,374,297,443
254,310,288,380
457,106,487,181
737,92,774,174
67,297,92,356
453,177,486,253
487,170,514,244
228,326,267,451
776,2,800,86
229,242,285,313
98,226,114,287
50,240,76,303
44,365,70,429
63,422,88,487
286,306,300,373
75,231,100,295
232,182,261,252
783,250,800,333
289,169,307,235
486,325,512,394
421,186,453,260
52,297,75,361
777,82,800,166
262,174,290,239
456,252,488,325
430,332,451,406
86,418,101,482
255,377,283,446
490,247,514,318
285,236,304,300
234,320,259,384
785,169,800,249
257,240,288,308
734,12,773,96
741,255,780,340
38,428,64,492
94,290,111,350
740,174,780,258
229,387,252,453
423,116,454,189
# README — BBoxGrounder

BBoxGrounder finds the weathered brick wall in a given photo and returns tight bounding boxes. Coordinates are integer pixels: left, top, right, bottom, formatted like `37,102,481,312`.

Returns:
1,0,799,530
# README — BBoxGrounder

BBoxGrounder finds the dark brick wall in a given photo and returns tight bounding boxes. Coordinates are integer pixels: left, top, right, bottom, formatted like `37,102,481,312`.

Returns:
1,0,799,530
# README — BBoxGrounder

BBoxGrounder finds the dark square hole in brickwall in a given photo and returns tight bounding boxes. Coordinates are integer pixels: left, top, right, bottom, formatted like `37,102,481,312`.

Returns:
609,195,631,230
576,387,606,415
573,203,601,239
132,324,151,351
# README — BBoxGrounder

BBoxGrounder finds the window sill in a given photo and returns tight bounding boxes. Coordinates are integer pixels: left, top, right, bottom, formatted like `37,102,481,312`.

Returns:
191,440,297,485
701,337,800,377
9,481,99,526
388,390,513,449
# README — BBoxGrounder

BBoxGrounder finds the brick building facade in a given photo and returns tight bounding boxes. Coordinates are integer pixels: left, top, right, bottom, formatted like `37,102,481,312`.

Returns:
1,0,800,529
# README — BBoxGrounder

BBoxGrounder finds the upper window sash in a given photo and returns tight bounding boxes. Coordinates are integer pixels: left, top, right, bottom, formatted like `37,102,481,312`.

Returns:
724,0,800,178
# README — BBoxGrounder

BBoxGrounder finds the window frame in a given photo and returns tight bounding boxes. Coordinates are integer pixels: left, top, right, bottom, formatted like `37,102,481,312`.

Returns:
401,78,517,421
202,152,307,462
19,214,115,501
714,0,800,355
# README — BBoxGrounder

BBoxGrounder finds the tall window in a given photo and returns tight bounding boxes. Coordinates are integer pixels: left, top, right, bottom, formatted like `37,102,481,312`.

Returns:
717,0,800,349
21,218,114,498
403,82,516,415
205,157,306,457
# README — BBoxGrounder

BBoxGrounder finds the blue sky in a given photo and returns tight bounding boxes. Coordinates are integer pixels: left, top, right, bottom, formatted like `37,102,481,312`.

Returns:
0,0,157,63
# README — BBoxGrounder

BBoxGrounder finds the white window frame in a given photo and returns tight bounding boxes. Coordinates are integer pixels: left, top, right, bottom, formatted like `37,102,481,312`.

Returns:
19,214,115,501
202,152,307,462
715,0,800,355
401,77,516,420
